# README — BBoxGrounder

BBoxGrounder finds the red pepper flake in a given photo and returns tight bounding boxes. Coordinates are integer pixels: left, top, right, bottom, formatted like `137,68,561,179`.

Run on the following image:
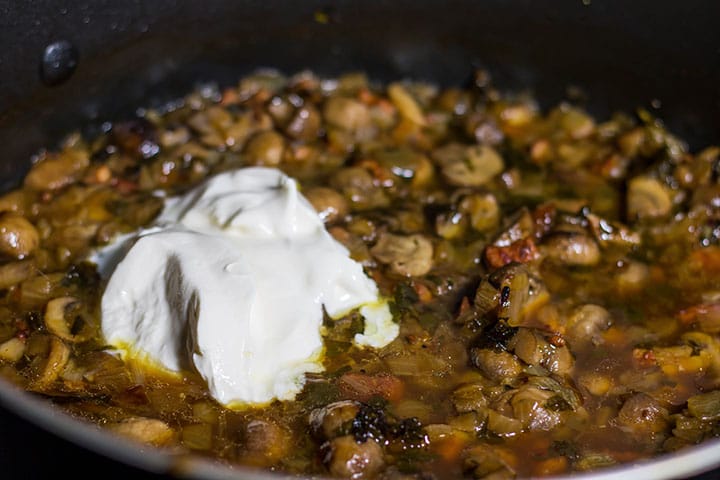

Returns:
457,296,471,316
547,333,566,348
219,87,240,106
358,87,378,105
357,158,394,187
84,165,112,185
688,246,720,273
484,237,539,269
632,348,656,368
677,303,720,325
411,281,433,303
530,139,552,165
111,178,138,195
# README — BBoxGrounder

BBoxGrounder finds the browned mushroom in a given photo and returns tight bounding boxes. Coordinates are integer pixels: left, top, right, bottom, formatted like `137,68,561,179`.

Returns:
370,232,433,276
323,435,385,478
0,213,39,259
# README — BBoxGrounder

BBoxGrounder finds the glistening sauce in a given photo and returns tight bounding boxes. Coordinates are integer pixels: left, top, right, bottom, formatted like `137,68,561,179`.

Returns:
0,70,717,478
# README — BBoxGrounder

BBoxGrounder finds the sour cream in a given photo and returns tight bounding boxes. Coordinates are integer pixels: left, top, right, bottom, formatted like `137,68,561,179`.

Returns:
98,167,398,407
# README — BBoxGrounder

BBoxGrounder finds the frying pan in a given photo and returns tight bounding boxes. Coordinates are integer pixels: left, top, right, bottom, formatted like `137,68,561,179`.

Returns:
1,0,719,478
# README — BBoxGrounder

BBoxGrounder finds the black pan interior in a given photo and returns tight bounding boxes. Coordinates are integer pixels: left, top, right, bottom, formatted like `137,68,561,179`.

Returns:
1,0,719,192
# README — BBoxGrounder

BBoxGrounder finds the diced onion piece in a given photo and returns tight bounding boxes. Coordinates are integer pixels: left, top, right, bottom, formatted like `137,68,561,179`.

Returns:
687,391,720,420
33,336,70,389
0,337,25,363
388,83,426,126
181,423,214,450
473,280,500,316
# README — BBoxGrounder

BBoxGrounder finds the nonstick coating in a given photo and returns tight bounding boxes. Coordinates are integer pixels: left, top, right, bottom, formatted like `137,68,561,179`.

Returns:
0,1,719,478
1,0,719,186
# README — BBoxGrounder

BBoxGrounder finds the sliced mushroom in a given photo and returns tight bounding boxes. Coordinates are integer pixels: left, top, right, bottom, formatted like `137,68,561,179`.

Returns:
0,259,36,290
331,166,389,211
323,435,385,478
559,106,596,140
460,193,500,233
371,233,433,276
487,263,549,326
486,410,523,438
526,377,579,409
463,444,517,479
0,213,39,259
310,400,362,440
240,419,292,467
566,304,612,345
541,231,601,267
469,349,523,384
375,148,435,188
435,209,467,240
452,383,489,413
32,336,71,389
510,385,562,431
616,393,669,435
509,328,546,366
44,296,93,343
433,143,505,187
627,176,672,220
509,328,574,375
586,212,641,249
24,147,90,191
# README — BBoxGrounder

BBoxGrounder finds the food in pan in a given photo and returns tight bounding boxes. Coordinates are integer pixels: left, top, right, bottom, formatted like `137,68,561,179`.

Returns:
0,69,718,478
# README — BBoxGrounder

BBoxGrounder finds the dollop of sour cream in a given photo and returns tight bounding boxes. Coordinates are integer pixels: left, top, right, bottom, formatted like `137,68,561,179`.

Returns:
97,167,398,407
